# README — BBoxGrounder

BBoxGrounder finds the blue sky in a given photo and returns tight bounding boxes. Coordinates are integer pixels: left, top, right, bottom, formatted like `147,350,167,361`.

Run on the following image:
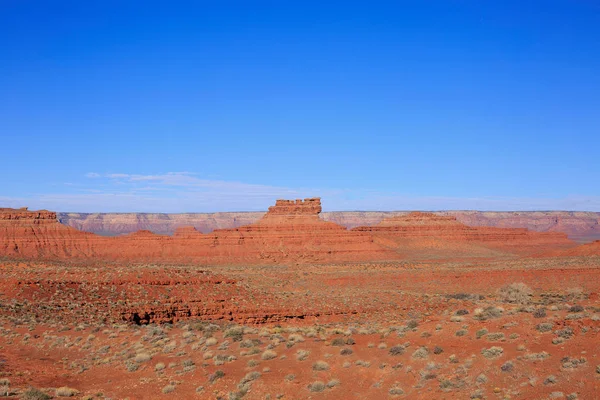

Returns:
1,1,599,212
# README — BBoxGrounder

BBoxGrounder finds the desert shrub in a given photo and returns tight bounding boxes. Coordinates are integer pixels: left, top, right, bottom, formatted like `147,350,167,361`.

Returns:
544,375,557,385
55,387,79,397
296,349,310,361
455,329,467,337
476,329,488,339
407,320,419,329
388,385,404,395
209,370,225,383
475,306,503,320
162,384,175,394
525,351,550,360
555,327,574,339
446,293,483,301
500,361,514,372
125,361,139,372
326,379,340,388
340,348,353,356
433,346,444,355
533,308,547,318
22,388,51,400
389,345,405,356
569,305,584,313
456,309,469,316
182,359,195,367
561,356,586,369
412,347,429,359
261,350,277,360
476,374,488,384
155,362,166,371
537,322,554,332
205,337,218,346
241,371,261,385
486,332,505,341
285,374,295,382
224,326,244,341
134,352,152,363
313,360,330,371
308,381,326,392
498,283,532,304
331,338,345,346
481,346,504,359
0,386,14,397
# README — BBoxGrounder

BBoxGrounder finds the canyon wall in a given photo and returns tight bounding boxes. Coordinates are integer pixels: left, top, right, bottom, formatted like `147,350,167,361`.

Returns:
0,199,394,264
58,210,600,242
353,212,574,257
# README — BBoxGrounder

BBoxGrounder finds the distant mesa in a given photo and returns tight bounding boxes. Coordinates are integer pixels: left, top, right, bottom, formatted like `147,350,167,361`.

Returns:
0,198,582,263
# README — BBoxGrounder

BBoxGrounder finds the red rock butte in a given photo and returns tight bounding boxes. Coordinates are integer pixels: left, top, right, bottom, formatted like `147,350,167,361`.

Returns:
0,198,587,263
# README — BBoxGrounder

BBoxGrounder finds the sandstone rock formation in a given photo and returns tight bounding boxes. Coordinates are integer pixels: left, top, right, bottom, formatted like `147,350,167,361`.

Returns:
353,212,575,257
0,207,97,258
0,199,580,263
0,199,393,264
58,210,600,242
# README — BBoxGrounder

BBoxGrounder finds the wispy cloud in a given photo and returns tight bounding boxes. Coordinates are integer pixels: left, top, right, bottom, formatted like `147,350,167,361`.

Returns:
1,172,599,212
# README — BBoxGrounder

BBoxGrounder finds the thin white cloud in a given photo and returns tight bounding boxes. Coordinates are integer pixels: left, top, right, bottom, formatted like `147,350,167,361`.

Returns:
1,173,599,212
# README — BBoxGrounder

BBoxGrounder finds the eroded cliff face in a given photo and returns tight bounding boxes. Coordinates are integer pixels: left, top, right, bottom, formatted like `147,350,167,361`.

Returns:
57,210,600,242
0,207,98,258
0,199,582,264
0,199,393,264
353,212,574,257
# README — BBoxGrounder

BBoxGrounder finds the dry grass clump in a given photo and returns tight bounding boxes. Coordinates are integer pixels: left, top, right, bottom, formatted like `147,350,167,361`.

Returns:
474,306,503,320
476,328,488,339
55,387,79,397
209,370,225,383
162,384,175,394
536,322,553,333
481,346,504,359
412,346,429,359
22,388,51,400
389,385,404,395
525,351,550,360
389,345,405,356
533,308,547,318
500,361,514,372
241,371,261,385
326,379,340,388
486,332,505,341
296,349,310,361
497,283,532,304
313,360,330,371
308,381,326,392
261,350,277,360
134,352,152,363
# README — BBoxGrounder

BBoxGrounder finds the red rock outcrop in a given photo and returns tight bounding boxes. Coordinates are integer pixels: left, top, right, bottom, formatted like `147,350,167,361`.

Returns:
0,199,395,264
0,207,97,258
0,201,581,263
58,210,600,242
353,212,575,257
545,240,600,257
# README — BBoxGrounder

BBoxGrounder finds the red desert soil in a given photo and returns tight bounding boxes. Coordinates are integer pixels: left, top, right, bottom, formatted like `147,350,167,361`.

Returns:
0,199,598,399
